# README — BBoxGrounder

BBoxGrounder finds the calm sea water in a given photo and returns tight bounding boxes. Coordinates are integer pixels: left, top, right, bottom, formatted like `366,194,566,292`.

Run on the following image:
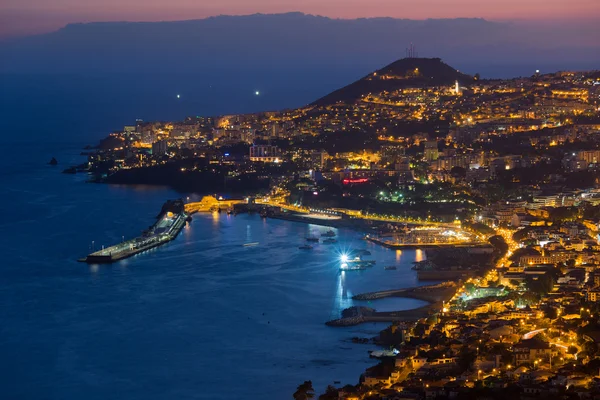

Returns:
0,75,427,399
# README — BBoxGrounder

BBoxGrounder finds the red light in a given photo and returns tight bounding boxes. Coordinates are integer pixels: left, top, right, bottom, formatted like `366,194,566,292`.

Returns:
343,178,369,184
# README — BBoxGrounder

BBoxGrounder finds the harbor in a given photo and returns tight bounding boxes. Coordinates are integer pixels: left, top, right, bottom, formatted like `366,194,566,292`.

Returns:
80,199,188,264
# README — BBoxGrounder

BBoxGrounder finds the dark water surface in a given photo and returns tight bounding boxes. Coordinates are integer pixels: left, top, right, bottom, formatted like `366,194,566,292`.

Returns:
0,75,429,399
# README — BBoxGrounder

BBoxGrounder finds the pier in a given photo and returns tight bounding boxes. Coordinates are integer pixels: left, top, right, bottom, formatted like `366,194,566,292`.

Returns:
81,200,188,264
326,283,456,327
351,282,456,301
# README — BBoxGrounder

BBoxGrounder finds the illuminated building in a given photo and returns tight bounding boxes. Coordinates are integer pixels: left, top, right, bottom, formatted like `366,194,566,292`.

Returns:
151,140,168,156
424,140,439,161
249,145,280,162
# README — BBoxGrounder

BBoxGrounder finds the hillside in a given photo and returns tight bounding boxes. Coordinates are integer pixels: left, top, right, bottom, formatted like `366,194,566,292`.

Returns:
1,13,599,76
312,57,473,106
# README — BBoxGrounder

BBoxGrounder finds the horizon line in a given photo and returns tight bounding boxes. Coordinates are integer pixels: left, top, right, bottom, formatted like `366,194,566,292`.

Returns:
2,11,595,41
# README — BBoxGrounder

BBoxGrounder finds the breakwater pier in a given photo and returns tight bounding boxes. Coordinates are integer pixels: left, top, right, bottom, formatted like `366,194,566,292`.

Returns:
80,199,188,264
326,283,456,327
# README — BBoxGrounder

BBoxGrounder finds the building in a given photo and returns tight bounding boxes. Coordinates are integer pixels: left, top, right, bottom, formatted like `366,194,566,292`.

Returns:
587,290,600,302
249,145,280,162
424,140,439,162
310,150,328,170
513,337,552,365
152,140,168,156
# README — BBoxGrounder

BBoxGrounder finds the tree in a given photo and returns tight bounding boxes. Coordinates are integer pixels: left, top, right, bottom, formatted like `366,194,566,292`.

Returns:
525,274,554,296
318,385,338,400
509,279,521,288
450,166,467,178
294,381,315,400
457,346,477,372
413,322,429,337
583,341,597,356
542,306,558,320
490,343,513,365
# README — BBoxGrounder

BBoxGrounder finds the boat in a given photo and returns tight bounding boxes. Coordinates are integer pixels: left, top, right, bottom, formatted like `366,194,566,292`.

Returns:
243,242,259,247
321,230,336,237
369,349,400,358
299,244,313,250
340,264,367,271
306,236,320,242
323,238,337,244
384,266,397,270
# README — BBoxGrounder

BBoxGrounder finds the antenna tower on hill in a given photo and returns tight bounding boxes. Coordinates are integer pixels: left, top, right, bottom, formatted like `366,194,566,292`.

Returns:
406,43,418,58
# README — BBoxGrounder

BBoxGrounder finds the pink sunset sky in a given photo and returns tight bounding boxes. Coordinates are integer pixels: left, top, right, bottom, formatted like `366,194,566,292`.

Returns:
1,0,599,38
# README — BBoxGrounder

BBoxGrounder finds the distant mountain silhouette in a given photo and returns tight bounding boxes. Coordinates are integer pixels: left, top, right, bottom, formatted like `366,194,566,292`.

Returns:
313,57,472,106
1,13,598,77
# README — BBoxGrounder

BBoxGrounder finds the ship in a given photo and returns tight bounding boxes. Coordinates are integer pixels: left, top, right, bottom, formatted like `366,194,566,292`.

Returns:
341,255,376,269
306,236,320,242
369,349,400,358
384,266,397,270
346,258,375,267
243,242,259,247
321,230,336,237
323,238,337,244
299,244,313,250
340,264,367,271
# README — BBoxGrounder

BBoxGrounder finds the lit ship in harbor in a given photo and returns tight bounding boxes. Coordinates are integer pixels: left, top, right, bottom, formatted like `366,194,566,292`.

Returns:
339,253,376,271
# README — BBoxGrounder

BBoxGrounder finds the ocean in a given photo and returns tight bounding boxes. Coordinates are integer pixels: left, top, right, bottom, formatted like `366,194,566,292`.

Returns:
0,74,428,399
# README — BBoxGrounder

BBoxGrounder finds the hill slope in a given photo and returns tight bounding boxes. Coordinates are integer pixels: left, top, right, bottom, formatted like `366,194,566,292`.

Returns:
312,57,473,106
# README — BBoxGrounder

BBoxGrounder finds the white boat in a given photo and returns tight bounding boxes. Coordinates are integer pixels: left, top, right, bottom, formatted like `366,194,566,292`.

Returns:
242,242,259,247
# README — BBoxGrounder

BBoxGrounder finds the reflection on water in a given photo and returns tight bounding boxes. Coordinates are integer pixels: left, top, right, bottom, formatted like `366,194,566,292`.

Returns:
332,270,354,319
415,248,425,262
395,250,402,262
211,210,220,226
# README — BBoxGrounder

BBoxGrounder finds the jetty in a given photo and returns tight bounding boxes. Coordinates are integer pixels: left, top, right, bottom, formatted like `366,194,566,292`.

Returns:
80,199,188,264
326,283,456,327
352,282,456,302
326,305,436,327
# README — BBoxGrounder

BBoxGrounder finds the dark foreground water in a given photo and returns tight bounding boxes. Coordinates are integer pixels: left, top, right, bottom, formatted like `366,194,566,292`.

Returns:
0,141,428,399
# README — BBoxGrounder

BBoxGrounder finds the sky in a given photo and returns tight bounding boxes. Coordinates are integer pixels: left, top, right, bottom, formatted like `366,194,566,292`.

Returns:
2,0,599,38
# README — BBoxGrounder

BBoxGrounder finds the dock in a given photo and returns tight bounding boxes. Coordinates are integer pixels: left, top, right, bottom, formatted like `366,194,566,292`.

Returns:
81,200,188,264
